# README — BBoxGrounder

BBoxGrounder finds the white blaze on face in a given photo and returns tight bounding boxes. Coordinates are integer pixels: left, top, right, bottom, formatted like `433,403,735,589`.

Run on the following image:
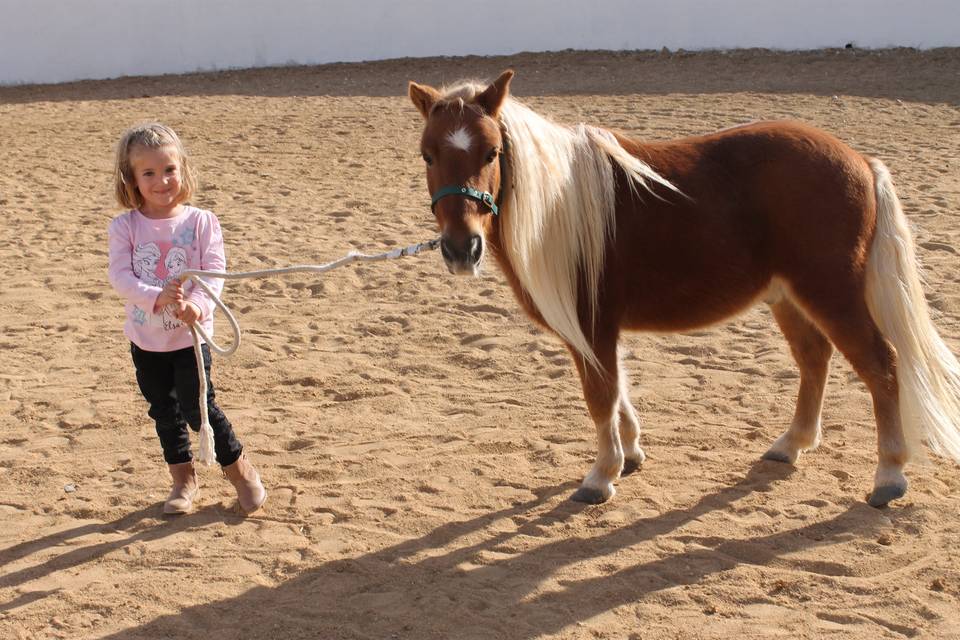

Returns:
445,127,473,152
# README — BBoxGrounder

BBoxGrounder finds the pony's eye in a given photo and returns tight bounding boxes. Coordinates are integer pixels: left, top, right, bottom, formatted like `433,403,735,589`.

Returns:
485,148,499,164
422,152,433,166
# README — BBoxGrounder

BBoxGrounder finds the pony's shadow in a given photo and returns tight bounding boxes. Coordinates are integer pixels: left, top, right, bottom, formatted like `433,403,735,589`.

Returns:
87,460,882,639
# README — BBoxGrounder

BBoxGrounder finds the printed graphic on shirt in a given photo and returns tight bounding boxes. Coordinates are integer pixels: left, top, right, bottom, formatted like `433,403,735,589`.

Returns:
132,237,195,332
161,246,189,331
132,242,163,286
172,226,196,248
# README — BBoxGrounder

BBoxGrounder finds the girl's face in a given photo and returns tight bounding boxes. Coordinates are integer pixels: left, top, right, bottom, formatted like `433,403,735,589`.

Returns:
130,145,184,218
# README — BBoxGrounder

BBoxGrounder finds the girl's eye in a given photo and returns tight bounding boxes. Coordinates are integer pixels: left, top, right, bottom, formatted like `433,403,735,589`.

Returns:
422,152,433,166
485,148,499,164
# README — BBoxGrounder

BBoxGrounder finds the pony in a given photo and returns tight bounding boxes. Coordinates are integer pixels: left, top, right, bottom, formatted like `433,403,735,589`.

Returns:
408,69,960,507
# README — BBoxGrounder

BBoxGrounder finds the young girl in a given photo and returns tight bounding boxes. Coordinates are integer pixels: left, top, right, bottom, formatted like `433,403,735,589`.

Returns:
108,123,266,515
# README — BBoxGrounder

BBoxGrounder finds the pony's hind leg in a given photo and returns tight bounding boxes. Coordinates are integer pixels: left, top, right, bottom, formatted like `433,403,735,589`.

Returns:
762,297,833,464
570,335,624,504
617,365,646,475
793,289,909,507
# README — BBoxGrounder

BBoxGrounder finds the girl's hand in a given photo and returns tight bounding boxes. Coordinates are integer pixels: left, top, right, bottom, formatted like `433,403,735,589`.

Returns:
155,279,184,310
177,301,202,325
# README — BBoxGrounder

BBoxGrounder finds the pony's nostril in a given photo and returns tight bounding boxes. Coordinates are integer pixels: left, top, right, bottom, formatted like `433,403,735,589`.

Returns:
469,236,483,263
440,239,456,262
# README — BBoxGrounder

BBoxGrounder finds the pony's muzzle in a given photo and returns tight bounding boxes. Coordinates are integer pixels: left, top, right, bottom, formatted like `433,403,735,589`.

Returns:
440,234,484,275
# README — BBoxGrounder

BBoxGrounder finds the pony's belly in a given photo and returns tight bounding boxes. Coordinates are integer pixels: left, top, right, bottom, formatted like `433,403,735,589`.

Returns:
620,276,773,332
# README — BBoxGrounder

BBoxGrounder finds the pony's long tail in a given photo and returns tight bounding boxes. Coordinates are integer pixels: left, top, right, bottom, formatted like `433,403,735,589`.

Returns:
865,157,960,462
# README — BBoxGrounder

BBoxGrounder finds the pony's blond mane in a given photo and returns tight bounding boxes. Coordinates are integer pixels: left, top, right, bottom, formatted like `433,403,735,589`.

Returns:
439,82,679,369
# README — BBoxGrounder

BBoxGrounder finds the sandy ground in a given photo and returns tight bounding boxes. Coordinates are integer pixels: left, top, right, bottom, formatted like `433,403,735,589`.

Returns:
1,48,960,639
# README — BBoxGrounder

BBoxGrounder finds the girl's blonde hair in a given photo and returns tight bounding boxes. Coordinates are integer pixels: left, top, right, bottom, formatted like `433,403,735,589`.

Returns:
114,123,197,209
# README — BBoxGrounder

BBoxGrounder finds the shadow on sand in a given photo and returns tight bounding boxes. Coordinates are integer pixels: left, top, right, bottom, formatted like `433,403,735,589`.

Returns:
37,461,887,639
0,502,244,612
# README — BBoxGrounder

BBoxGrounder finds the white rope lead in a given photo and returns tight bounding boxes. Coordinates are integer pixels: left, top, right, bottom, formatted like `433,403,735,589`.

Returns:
179,237,440,465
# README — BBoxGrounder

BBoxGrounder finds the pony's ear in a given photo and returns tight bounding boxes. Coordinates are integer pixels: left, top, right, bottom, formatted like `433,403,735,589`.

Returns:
476,69,514,117
409,81,441,119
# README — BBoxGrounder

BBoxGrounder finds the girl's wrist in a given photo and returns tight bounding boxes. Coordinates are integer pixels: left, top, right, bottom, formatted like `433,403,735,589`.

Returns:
186,300,203,320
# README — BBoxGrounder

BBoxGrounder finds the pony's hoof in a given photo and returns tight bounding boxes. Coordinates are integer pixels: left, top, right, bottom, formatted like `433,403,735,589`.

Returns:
761,449,795,464
867,484,906,508
570,487,610,504
621,448,645,476
621,459,643,476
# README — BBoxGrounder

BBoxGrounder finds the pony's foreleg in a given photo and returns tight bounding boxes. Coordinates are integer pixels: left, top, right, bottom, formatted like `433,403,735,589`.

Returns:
570,337,624,504
762,298,833,463
617,361,646,475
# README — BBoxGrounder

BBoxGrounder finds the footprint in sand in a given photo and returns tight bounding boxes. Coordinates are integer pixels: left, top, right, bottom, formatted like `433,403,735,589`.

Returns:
920,240,957,254
667,343,720,357
454,303,512,318
382,315,411,330
459,333,504,352
284,437,317,452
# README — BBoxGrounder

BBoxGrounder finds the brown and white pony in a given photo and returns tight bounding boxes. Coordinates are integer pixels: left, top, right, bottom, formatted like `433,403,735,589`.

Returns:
408,69,960,507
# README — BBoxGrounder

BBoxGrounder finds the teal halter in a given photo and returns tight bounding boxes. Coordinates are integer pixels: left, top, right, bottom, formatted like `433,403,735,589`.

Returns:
429,141,508,217
431,185,499,216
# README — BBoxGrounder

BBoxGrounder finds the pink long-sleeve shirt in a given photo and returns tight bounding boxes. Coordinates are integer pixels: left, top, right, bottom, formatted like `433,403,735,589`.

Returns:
108,206,226,351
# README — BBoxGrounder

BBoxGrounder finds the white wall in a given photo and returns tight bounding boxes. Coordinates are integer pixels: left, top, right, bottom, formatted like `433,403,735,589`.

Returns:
1,0,957,86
